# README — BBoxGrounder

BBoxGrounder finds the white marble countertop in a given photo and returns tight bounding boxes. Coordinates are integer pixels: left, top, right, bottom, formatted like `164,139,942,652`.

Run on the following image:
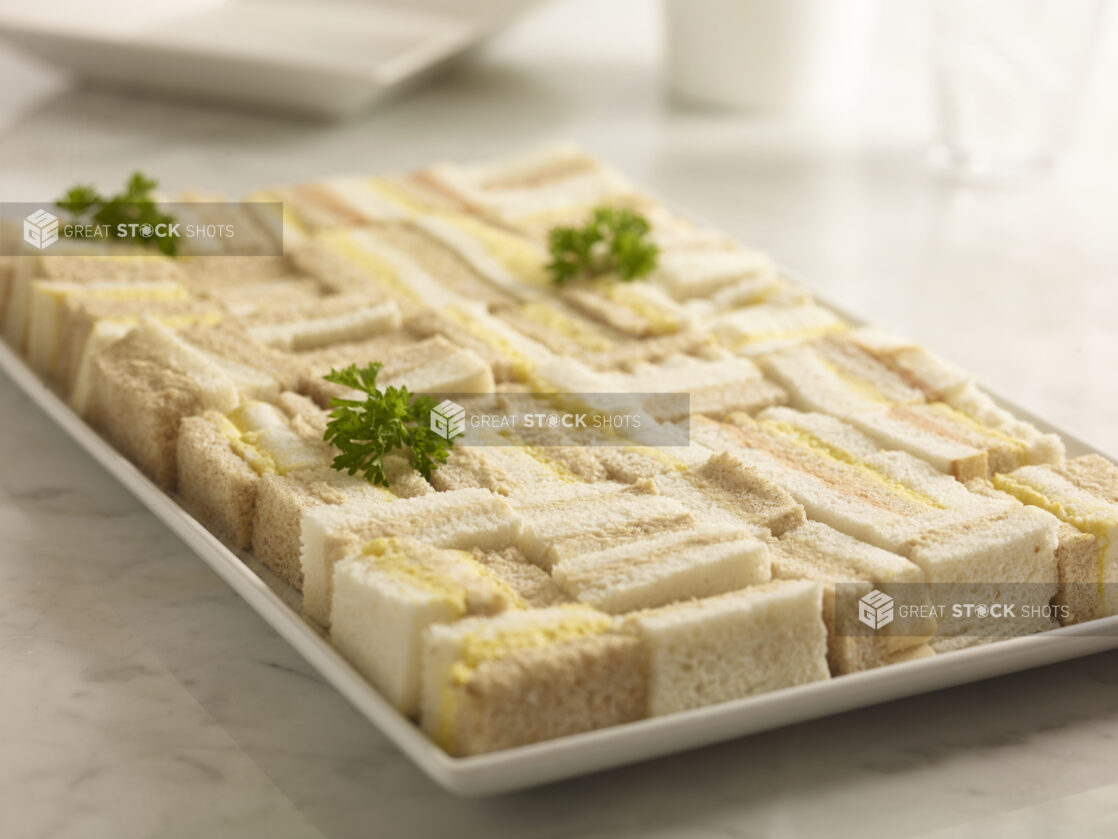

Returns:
2,1,1118,836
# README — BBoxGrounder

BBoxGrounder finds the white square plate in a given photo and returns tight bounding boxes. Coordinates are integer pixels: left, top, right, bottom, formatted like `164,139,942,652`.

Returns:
0,0,538,118
2,290,1117,796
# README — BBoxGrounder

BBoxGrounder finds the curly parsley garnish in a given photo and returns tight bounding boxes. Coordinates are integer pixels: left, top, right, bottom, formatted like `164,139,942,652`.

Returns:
547,206,659,285
56,171,179,256
322,362,453,487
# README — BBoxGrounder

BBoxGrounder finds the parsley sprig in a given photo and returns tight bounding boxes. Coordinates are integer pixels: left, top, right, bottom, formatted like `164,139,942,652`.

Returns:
56,171,179,256
547,206,659,285
322,362,453,487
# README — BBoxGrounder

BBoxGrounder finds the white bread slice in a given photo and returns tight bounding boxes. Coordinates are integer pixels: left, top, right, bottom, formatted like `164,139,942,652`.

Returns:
371,220,519,308
26,279,189,376
200,277,324,316
707,303,845,355
330,537,521,715
946,382,1065,465
845,327,971,401
417,145,638,227
319,227,472,308
559,281,689,339
494,298,622,360
759,372,1022,480
300,488,520,626
248,299,401,351
263,182,375,231
624,580,829,716
652,246,778,300
511,482,695,572
419,605,645,756
842,409,990,481
178,254,294,286
3,253,186,352
552,524,771,613
497,303,717,373
299,334,494,406
691,415,920,546
760,342,921,417
881,403,1033,476
299,177,409,224
756,406,882,459
611,354,787,420
176,321,301,399
759,346,995,478
899,505,1060,645
413,214,541,301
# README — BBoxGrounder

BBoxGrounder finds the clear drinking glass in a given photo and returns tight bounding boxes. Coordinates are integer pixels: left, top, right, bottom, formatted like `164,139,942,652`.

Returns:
931,0,1104,179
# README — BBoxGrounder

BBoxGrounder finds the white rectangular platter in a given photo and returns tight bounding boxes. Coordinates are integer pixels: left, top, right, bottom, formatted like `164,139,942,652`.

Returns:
3,310,1118,797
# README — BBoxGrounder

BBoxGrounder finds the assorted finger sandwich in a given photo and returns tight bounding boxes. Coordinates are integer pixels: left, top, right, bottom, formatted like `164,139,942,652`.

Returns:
2,146,1115,757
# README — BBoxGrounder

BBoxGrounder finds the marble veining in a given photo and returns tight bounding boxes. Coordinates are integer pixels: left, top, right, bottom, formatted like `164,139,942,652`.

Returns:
2,0,1118,836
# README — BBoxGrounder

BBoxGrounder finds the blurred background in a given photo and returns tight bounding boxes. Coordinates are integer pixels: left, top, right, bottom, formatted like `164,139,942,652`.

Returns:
1,0,1115,454
0,0,1116,442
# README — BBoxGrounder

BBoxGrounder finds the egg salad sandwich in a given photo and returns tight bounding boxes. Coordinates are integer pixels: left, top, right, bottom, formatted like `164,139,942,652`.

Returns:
469,546,572,608
85,319,280,488
410,145,649,241
297,333,495,408
300,487,522,627
761,335,1064,475
330,536,523,715
427,434,586,496
3,253,187,352
492,298,712,373
649,240,779,304
354,219,526,308
609,353,787,421
690,409,1060,600
25,278,191,377
419,604,646,756
706,301,848,356
551,523,771,614
57,297,224,402
244,296,402,352
652,450,806,537
176,393,405,557
510,481,696,573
